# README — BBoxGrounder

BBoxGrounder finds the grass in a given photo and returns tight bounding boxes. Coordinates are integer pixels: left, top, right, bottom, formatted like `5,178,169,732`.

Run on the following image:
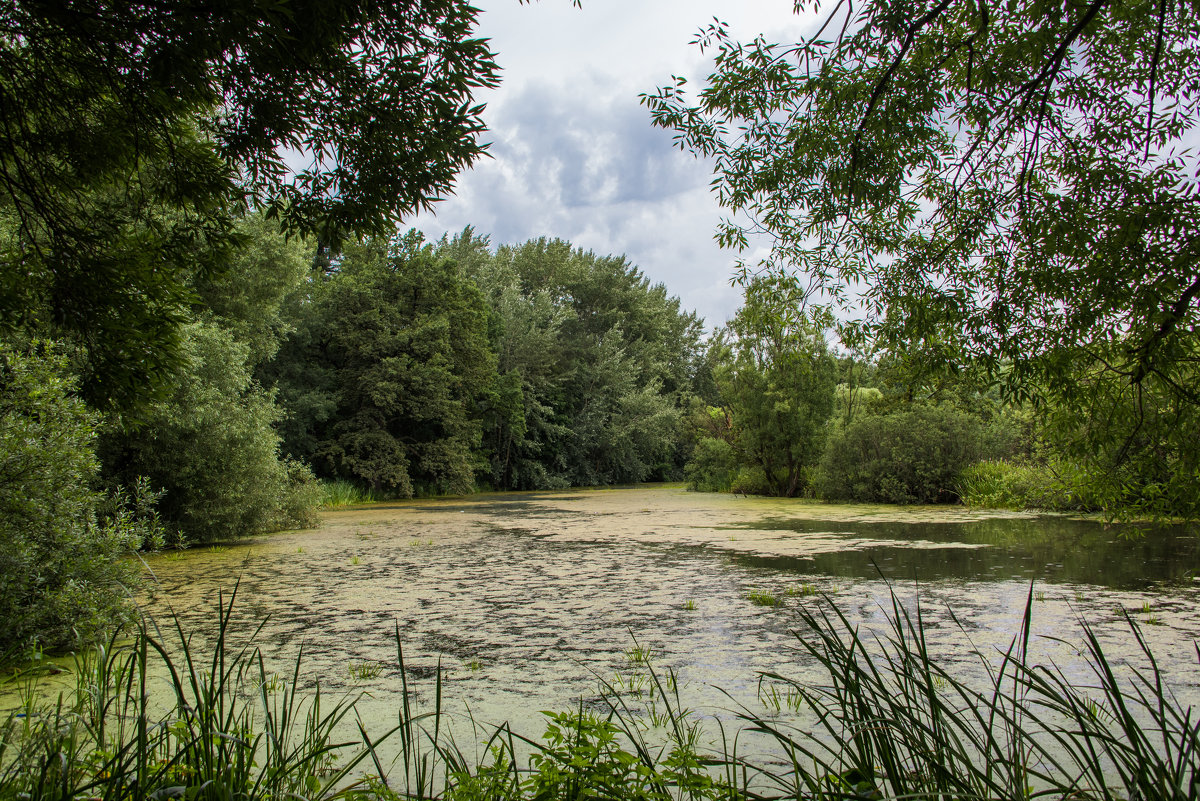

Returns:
348,660,383,681
320,479,387,508
0,585,373,801
623,643,658,666
746,588,783,607
682,599,696,611
2,585,1196,801
956,458,1100,512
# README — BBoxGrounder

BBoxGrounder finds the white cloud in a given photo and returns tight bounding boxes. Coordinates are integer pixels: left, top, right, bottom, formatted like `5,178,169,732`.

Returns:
413,0,816,329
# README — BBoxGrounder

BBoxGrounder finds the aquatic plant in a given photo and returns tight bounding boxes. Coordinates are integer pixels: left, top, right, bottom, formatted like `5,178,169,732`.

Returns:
746,589,782,607
1,586,1195,801
320,479,386,507
623,644,658,666
348,660,382,681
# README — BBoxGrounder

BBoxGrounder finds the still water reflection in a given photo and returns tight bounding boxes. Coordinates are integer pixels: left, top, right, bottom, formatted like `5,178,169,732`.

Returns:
734,515,1200,587
135,486,1200,740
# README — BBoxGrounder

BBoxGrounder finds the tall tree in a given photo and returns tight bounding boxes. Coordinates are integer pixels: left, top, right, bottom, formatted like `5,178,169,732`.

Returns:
713,277,837,497
460,236,705,489
645,0,1200,515
272,232,496,496
0,0,501,407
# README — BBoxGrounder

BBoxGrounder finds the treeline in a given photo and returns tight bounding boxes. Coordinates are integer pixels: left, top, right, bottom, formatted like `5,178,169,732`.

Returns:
682,274,1194,517
681,276,1028,503
265,228,704,495
0,220,710,662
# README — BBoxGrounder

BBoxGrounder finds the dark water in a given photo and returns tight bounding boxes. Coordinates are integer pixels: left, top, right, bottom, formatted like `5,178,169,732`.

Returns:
730,515,1200,588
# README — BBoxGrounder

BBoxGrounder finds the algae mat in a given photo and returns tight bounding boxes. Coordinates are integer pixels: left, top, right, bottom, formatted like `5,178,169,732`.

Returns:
141,485,1200,738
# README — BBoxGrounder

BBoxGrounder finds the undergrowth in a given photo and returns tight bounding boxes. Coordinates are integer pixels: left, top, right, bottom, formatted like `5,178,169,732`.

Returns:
1,586,1195,800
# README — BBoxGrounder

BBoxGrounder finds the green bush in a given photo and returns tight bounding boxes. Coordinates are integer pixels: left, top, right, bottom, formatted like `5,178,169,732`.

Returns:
817,404,985,504
956,459,1102,512
0,344,140,662
684,437,738,492
730,465,773,496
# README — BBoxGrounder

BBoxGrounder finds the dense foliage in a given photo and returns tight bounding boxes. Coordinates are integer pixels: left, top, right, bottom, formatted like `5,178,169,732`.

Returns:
267,230,706,494
452,233,705,489
646,0,1200,519
0,346,141,661
818,404,989,504
271,233,496,497
0,0,501,408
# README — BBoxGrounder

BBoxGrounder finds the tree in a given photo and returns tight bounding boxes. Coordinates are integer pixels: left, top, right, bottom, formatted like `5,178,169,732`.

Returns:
645,0,1200,515
0,0,502,407
0,344,141,661
271,232,496,496
100,320,320,544
457,235,705,489
710,277,837,497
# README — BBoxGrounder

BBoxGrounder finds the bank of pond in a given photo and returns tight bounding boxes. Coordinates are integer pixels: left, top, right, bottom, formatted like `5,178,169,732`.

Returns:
3,487,1198,799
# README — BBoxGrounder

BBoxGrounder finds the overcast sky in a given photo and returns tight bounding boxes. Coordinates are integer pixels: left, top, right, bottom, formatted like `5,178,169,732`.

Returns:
411,0,816,330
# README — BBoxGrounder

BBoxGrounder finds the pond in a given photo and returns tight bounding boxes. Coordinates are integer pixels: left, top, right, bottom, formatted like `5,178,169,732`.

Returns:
138,485,1200,746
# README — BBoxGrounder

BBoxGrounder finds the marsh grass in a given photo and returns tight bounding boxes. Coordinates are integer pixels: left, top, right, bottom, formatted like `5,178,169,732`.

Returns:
320,480,387,508
348,661,383,681
1,586,1195,801
746,589,783,607
0,586,376,801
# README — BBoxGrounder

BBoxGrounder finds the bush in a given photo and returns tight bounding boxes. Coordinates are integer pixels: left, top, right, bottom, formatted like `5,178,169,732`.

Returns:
730,465,773,496
956,459,1103,512
817,404,985,504
0,344,140,662
684,437,739,492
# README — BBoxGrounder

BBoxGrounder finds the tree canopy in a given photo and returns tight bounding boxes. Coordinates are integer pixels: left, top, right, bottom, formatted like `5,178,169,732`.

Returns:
0,0,501,406
645,0,1200,516
645,0,1199,382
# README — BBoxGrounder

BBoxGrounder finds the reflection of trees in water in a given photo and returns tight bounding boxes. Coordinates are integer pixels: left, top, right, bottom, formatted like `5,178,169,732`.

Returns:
734,517,1200,588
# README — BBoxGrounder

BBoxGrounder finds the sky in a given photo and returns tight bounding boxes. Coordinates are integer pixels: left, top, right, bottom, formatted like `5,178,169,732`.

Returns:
411,0,816,331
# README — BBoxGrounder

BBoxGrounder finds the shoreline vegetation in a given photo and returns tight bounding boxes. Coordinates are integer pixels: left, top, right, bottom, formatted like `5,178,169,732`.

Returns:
2,588,1194,801
2,2,1196,798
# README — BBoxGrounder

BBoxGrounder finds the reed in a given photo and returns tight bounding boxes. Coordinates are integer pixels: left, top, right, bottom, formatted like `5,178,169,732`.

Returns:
1,585,1194,801
320,480,386,508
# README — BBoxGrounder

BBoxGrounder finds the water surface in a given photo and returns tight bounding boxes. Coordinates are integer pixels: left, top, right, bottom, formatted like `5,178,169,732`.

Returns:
137,486,1200,744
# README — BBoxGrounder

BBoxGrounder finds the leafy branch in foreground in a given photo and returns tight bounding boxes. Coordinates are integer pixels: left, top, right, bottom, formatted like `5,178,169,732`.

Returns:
645,0,1200,519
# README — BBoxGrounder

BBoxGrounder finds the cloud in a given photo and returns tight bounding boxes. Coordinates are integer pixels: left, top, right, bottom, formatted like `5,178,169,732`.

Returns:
410,0,822,329
414,80,743,328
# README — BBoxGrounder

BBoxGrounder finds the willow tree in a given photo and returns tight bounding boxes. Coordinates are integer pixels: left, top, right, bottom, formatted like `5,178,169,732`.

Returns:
0,0,500,407
645,0,1200,516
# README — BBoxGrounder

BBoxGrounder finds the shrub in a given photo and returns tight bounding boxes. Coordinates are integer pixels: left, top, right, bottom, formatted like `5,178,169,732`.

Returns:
0,344,139,662
817,404,985,504
956,459,1103,512
684,437,739,492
